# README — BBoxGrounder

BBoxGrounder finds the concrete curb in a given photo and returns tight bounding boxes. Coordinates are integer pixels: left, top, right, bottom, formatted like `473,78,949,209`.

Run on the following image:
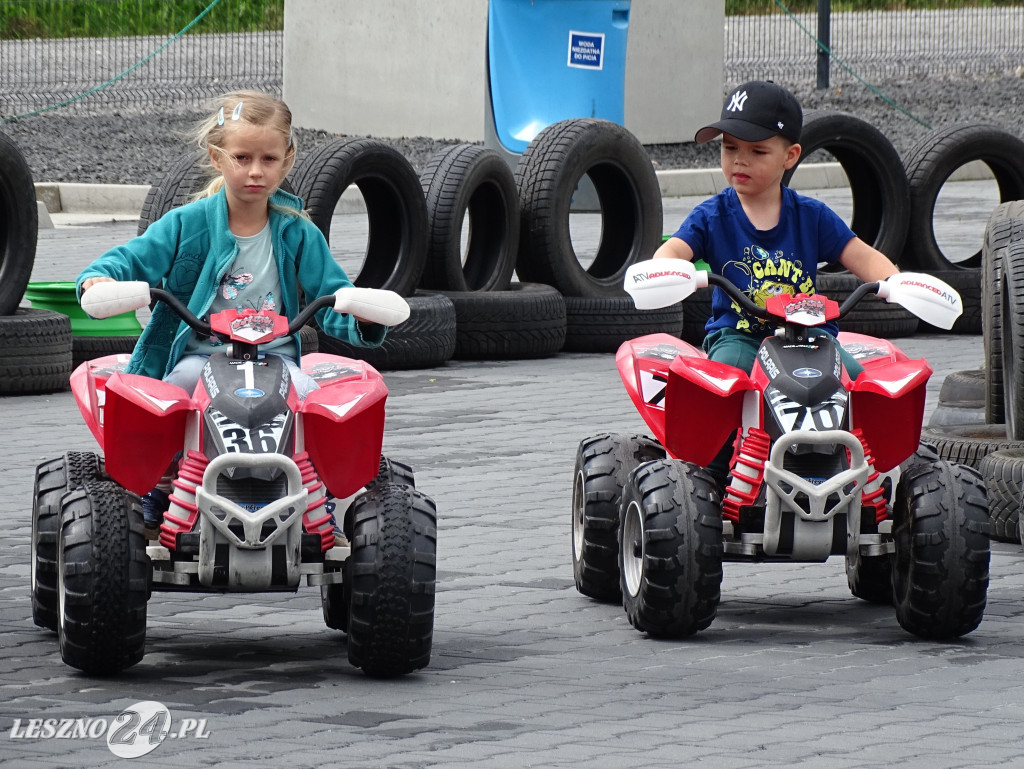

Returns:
34,160,994,227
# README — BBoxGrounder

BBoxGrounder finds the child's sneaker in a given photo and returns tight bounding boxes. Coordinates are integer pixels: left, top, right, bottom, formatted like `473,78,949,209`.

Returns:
142,489,170,540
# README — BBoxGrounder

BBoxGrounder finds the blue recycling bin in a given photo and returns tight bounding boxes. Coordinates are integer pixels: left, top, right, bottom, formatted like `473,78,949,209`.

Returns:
487,0,632,156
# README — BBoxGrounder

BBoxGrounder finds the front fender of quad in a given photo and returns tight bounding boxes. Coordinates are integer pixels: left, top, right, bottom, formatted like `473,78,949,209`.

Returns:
850,358,932,473
300,375,388,499
103,373,192,495
616,334,753,466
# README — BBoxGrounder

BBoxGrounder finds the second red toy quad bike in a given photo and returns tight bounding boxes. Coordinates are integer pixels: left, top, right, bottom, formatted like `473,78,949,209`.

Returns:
30,282,437,676
572,260,990,640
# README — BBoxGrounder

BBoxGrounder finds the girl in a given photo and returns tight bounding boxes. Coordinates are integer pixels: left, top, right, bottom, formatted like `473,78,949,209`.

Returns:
76,90,386,531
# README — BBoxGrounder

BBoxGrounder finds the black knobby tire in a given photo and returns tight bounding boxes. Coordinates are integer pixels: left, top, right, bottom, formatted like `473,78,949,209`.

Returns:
846,547,893,605
921,424,1024,469
419,144,519,292
435,282,567,360
366,455,416,493
979,448,1024,543
572,433,666,602
290,137,428,296
891,459,990,639
902,123,1024,271
816,273,918,338
516,118,663,297
58,480,148,674
0,308,72,395
31,452,106,631
316,292,456,370
0,129,38,315
563,295,683,354
1000,241,1024,439
785,110,910,265
982,201,1024,423
619,458,723,638
347,483,437,677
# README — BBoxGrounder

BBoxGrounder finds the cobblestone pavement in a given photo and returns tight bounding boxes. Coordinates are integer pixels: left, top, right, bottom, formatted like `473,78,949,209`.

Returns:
1,186,1016,769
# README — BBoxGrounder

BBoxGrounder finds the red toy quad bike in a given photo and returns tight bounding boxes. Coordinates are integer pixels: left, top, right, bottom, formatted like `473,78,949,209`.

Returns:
572,260,990,640
30,282,437,676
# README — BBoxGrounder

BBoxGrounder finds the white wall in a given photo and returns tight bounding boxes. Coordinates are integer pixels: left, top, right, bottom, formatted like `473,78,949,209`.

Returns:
283,0,723,144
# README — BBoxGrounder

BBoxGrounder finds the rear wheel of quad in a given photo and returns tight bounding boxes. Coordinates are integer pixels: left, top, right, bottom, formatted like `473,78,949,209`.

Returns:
347,483,437,676
845,549,892,605
57,480,148,674
891,459,990,639
572,433,665,602
619,458,723,637
31,452,106,631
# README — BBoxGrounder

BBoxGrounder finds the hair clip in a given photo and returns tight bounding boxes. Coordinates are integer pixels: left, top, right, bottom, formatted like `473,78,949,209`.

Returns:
216,102,244,127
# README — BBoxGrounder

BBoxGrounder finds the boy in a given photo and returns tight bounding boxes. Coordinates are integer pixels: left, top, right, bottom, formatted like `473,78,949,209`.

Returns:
653,80,899,374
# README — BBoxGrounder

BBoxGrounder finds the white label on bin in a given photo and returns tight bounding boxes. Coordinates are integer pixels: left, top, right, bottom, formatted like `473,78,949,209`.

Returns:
567,31,604,70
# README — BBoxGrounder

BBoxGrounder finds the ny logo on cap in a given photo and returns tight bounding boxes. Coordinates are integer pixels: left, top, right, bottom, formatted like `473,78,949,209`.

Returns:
727,90,749,113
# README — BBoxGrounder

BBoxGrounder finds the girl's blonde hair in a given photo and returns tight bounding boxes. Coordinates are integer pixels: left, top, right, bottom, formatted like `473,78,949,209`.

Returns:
191,90,304,216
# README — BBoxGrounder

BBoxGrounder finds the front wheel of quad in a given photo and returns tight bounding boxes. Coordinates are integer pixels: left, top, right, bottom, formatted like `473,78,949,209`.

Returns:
892,460,990,639
572,433,665,602
57,480,149,674
32,452,107,631
619,459,723,638
347,483,437,677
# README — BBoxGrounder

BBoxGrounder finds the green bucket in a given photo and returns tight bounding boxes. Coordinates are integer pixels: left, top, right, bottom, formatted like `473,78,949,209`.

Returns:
25,281,142,337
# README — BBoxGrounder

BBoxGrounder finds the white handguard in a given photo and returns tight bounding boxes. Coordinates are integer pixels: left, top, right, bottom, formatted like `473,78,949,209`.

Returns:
876,271,963,330
623,259,708,310
333,286,411,327
80,281,151,319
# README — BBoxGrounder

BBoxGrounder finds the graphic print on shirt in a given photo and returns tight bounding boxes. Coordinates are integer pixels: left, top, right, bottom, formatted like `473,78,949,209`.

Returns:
722,244,815,333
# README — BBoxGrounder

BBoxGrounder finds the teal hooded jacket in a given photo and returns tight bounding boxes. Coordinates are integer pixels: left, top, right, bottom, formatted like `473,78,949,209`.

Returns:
76,187,385,379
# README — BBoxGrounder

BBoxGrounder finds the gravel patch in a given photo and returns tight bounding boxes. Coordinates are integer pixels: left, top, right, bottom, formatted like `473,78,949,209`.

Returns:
3,74,1023,186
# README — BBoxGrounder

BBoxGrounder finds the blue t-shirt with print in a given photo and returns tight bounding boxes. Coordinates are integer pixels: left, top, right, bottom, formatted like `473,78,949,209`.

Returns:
671,185,855,338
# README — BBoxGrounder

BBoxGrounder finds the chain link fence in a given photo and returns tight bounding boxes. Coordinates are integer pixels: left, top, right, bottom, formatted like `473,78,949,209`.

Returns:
2,2,1023,119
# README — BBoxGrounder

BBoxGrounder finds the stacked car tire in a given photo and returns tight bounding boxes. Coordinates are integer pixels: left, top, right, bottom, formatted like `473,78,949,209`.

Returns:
0,130,73,395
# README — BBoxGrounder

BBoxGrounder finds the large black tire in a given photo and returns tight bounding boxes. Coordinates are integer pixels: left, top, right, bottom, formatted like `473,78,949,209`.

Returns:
0,308,72,394
419,144,519,292
0,129,37,315
978,448,1024,544
346,483,437,677
563,296,683,353
902,123,1024,271
31,452,106,631
72,336,139,371
816,272,918,338
982,201,1024,423
290,138,428,296
920,424,1024,469
928,368,986,428
1000,241,1024,439
619,458,723,638
316,292,456,370
891,459,990,639
436,282,567,360
785,110,910,264
571,433,666,602
516,118,663,297
57,480,148,674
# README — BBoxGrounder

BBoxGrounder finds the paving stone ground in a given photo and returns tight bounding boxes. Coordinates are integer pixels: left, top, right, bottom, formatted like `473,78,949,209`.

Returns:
1,183,1016,769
